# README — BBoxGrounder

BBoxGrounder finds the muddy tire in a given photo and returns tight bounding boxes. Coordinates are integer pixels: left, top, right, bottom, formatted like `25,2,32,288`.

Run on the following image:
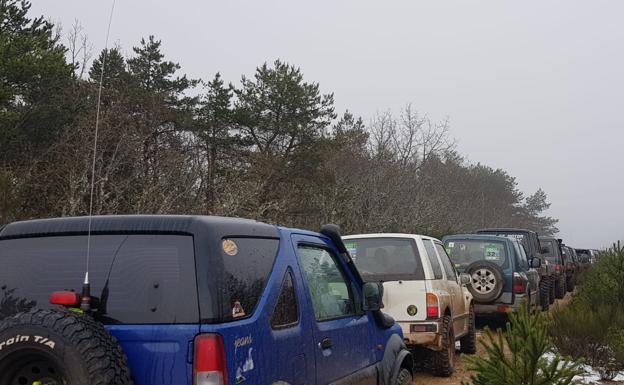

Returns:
431,314,455,377
555,275,566,299
460,305,477,354
539,280,550,311
567,276,575,292
395,368,412,385
0,309,133,385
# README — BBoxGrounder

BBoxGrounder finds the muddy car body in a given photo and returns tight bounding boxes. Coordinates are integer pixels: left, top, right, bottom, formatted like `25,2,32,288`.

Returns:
476,228,555,310
0,216,414,385
343,233,475,377
442,234,540,315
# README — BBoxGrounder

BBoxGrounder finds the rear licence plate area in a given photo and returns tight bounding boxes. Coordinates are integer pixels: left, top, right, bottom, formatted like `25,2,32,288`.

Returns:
410,324,437,333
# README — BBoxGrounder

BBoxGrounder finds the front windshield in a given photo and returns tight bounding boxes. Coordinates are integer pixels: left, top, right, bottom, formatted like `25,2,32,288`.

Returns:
444,239,509,271
344,237,424,281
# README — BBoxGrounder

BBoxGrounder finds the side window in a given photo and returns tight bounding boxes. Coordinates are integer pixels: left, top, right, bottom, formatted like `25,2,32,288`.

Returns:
435,243,457,281
423,240,443,279
220,237,279,321
298,246,355,321
271,271,299,329
516,243,529,270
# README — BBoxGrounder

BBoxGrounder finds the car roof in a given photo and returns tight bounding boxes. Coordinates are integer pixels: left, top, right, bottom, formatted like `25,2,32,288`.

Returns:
477,228,536,234
442,233,515,244
0,215,279,240
343,233,441,242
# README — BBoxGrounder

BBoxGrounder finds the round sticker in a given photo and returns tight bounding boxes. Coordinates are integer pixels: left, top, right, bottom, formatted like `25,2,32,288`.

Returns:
222,239,238,256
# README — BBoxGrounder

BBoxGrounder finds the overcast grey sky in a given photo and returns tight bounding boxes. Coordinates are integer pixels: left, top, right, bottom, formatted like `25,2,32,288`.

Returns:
32,0,623,248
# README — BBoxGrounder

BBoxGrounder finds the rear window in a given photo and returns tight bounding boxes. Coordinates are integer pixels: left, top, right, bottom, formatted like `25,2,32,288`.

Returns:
540,240,560,263
480,231,531,254
445,239,510,270
344,237,424,281
0,234,198,324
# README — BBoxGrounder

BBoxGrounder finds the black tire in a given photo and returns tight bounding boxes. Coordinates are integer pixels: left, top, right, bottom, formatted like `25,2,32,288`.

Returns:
549,277,556,304
0,309,133,385
555,275,566,299
431,314,455,377
460,305,477,354
395,368,412,385
567,275,575,292
539,280,550,311
465,261,504,303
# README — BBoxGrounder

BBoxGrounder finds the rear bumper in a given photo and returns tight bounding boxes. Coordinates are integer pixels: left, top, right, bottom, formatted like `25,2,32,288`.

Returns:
398,321,443,351
474,293,527,315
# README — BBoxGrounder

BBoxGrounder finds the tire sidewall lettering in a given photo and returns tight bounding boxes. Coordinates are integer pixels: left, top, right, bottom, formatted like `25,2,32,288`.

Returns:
0,334,57,352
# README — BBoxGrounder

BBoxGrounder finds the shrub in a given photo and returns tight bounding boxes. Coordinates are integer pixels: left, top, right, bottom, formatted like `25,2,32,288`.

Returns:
463,304,583,385
549,241,624,380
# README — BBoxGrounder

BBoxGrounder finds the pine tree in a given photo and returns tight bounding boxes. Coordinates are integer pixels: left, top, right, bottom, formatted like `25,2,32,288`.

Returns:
234,59,335,158
195,73,241,213
0,0,74,165
89,47,129,90
463,304,583,385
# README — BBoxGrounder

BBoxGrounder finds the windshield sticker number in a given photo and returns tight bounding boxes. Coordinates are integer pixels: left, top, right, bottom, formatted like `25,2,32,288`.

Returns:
484,246,501,260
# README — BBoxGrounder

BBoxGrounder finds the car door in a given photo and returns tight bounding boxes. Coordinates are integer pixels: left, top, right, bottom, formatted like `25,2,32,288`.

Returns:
434,241,468,335
263,267,316,385
292,234,375,385
515,241,539,301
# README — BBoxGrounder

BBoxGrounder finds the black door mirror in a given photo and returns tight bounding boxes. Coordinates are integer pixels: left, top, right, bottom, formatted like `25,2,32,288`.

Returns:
363,282,384,311
530,258,542,268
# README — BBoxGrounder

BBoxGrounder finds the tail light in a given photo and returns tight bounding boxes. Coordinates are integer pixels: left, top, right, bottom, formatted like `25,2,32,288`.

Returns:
555,264,561,273
49,291,80,306
194,334,228,385
426,293,439,319
513,272,527,294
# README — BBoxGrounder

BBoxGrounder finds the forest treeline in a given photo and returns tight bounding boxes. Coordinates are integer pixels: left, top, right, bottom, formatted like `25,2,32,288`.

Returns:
0,0,558,237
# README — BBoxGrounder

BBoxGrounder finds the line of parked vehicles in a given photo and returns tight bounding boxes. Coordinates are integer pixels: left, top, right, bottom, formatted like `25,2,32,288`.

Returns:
0,215,597,385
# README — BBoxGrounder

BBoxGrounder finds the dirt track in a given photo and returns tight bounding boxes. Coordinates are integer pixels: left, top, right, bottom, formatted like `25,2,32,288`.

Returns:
412,294,575,385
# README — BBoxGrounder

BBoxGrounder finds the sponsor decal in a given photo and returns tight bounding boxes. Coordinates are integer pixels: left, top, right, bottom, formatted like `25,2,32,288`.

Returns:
234,335,252,349
222,239,239,256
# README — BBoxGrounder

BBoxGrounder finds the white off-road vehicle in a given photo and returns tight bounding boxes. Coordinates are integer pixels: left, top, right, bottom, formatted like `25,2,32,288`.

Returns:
343,233,476,377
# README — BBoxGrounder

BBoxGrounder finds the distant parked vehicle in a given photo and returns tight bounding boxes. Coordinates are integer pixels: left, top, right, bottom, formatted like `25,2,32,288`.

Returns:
539,236,568,299
476,228,555,310
343,233,476,377
561,245,579,292
575,248,593,265
442,234,540,316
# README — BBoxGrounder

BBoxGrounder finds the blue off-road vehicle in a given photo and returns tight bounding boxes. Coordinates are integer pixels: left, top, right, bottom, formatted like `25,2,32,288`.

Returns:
0,215,413,385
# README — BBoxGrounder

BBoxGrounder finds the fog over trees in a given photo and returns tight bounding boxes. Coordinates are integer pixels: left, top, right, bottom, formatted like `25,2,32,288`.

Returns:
0,1,558,237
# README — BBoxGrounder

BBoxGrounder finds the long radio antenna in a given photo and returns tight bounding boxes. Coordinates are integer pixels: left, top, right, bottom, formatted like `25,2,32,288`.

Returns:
82,0,117,312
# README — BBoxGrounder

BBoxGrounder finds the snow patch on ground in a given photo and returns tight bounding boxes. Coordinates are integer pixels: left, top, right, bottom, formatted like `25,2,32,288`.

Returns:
544,352,624,384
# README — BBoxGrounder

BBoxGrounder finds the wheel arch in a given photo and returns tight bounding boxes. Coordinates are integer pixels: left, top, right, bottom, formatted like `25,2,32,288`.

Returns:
380,333,412,385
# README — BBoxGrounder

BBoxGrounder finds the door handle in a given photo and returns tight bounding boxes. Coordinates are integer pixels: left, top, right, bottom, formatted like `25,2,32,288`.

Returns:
320,338,332,349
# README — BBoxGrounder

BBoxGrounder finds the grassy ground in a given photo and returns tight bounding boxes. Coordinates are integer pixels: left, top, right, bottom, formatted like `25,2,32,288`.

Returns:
411,293,596,385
